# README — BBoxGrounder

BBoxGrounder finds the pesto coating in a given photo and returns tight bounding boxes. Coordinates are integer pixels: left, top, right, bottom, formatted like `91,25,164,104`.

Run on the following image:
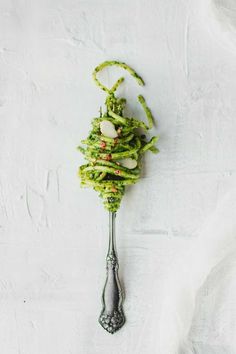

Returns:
78,61,159,212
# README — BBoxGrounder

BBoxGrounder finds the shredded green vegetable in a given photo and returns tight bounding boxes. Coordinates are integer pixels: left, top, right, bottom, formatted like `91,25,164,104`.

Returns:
78,60,159,212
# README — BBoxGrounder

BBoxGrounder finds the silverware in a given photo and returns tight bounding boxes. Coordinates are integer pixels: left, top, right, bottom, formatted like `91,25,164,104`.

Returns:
99,212,125,333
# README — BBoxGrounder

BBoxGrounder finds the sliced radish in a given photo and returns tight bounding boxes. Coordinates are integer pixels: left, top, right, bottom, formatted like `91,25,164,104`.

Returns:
100,120,118,138
119,158,137,169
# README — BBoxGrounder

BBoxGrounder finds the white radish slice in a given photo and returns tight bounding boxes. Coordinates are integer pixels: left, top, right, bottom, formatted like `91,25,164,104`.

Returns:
100,120,118,138
119,158,137,169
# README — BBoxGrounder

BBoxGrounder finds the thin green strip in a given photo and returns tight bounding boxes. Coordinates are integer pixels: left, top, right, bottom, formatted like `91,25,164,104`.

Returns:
92,60,145,93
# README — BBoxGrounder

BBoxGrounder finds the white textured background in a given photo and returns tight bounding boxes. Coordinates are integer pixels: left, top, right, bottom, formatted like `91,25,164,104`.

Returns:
0,0,236,353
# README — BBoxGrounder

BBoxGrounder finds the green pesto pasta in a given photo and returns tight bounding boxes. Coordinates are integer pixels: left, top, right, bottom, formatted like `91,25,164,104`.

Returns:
78,61,159,212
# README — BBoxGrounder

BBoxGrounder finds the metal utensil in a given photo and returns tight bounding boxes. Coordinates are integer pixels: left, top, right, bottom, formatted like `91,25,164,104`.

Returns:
98,212,125,333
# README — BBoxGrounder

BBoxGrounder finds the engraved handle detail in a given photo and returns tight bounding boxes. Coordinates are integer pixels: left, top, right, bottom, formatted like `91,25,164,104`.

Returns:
99,212,125,334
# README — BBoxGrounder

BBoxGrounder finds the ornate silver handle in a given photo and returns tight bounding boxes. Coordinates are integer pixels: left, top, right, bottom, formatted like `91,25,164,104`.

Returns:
99,212,125,334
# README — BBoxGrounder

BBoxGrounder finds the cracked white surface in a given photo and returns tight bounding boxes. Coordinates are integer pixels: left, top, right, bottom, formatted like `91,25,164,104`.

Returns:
0,0,236,353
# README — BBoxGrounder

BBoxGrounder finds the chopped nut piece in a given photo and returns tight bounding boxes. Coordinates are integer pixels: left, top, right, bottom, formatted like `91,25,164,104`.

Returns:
119,158,137,169
100,120,118,138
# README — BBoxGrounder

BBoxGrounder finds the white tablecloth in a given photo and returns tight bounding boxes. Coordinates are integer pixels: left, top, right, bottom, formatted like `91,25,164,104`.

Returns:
0,0,236,353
